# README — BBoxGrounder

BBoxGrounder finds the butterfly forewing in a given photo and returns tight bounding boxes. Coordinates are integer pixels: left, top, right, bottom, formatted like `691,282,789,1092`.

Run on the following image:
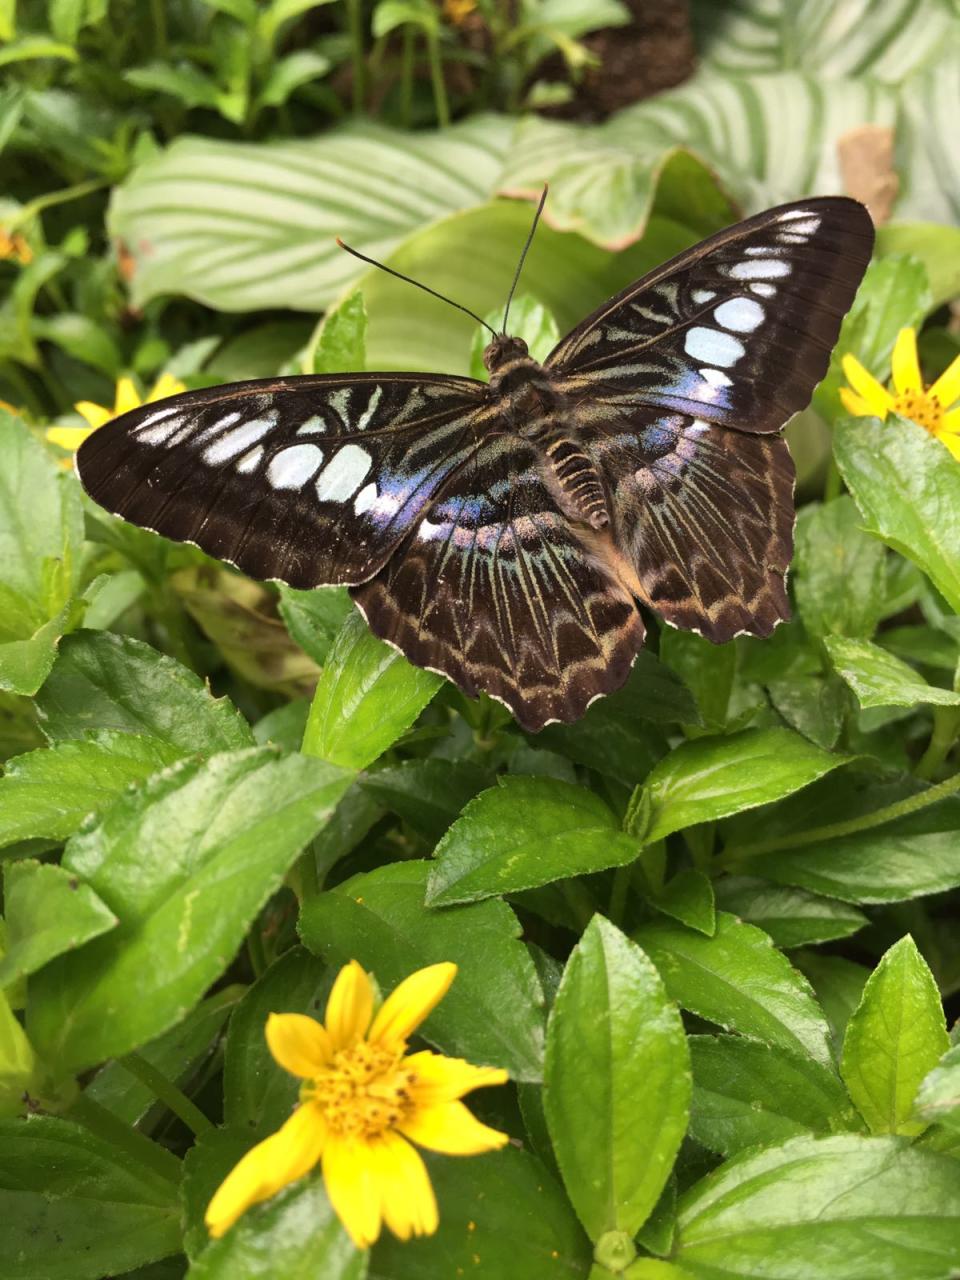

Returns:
76,373,485,588
549,197,875,435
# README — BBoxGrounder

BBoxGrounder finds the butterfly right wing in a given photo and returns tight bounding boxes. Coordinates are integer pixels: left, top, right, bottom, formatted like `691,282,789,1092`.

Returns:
76,373,486,588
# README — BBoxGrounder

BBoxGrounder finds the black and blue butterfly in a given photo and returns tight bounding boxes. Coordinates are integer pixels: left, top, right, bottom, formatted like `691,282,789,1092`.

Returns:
76,195,874,730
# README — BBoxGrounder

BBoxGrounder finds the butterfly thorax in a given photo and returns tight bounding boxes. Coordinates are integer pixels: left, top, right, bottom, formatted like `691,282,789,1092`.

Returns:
484,334,609,531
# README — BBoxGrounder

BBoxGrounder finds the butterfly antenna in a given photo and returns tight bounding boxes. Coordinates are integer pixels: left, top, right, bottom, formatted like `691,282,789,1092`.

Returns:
335,239,497,338
502,184,548,336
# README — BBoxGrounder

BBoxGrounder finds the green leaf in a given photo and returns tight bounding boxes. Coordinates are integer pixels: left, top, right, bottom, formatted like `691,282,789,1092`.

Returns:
652,869,716,937
360,758,492,844
638,729,847,843
0,731,182,849
0,1115,180,1280
0,35,78,65
674,1133,960,1280
224,947,327,1137
427,777,638,906
825,634,960,709
310,290,367,374
187,1150,364,1279
0,860,116,986
124,62,224,111
255,49,331,110
544,917,689,1240
840,935,948,1136
689,1035,856,1158
793,498,887,640
35,631,254,755
277,585,353,666
32,312,123,377
469,294,560,381
0,986,37,1117
914,1043,960,1133
876,222,960,310
27,749,351,1072
302,612,441,770
371,0,438,37
634,912,833,1068
767,674,847,751
369,1147,591,1279
658,631,735,730
835,415,960,616
714,878,866,949
0,416,83,695
108,116,513,313
300,861,545,1081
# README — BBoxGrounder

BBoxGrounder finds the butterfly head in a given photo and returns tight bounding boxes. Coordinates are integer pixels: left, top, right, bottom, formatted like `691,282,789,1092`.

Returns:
483,334,529,375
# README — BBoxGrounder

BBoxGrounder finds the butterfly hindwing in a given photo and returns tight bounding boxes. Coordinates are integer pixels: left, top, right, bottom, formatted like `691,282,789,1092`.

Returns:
352,437,645,731
76,373,485,588
549,197,875,434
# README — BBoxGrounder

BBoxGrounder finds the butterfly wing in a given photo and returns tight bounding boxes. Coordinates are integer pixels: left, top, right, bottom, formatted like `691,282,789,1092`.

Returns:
351,436,645,731
76,373,486,588
549,197,873,639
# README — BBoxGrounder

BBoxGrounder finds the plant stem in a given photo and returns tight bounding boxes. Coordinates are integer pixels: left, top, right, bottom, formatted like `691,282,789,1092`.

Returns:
607,863,633,927
118,1052,213,1137
346,0,366,114
915,706,960,781
67,1093,181,1184
6,179,109,232
717,769,960,869
823,456,843,502
425,27,450,127
150,0,168,55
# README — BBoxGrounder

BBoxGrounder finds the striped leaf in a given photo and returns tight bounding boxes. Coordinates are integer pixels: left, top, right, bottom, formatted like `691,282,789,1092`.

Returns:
108,114,513,312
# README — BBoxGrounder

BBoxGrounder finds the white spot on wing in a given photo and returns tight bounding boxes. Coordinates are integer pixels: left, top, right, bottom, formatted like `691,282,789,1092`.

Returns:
236,446,263,474
138,417,184,445
315,444,372,502
296,415,325,435
418,518,447,542
750,282,777,298
713,297,765,333
134,406,178,431
203,416,275,465
684,326,745,367
700,367,733,388
267,443,324,489
354,481,378,515
729,259,791,281
691,289,716,304
778,212,821,233
355,386,382,432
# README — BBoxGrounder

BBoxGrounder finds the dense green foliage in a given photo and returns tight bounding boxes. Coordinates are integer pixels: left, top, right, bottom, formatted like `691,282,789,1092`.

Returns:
2,2,960,1278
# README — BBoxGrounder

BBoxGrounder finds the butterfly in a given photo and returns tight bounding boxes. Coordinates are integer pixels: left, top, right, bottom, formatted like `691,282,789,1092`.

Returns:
76,195,874,732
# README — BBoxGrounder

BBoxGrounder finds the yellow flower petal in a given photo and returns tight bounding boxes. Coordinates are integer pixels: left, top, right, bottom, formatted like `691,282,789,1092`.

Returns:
369,963,457,1048
398,1099,509,1155
324,961,374,1050
928,352,960,411
405,1050,508,1103
46,425,97,452
205,1102,326,1238
936,424,960,461
73,401,112,431
371,1132,438,1242
113,377,142,417
838,387,879,418
891,327,922,395
322,1136,382,1248
266,1012,333,1078
841,354,894,417
148,372,187,402
942,406,960,433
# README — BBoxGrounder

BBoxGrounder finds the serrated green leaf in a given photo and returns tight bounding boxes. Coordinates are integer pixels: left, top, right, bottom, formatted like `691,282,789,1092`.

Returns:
27,749,351,1072
302,612,441,769
914,1043,960,1133
652,869,716,936
310,290,367,374
361,758,492,844
825,634,960,708
427,777,638,906
793,498,887,640
840,935,948,1136
634,912,833,1068
714,878,866,949
300,861,545,1081
277,585,353,666
544,917,689,1240
0,860,116,986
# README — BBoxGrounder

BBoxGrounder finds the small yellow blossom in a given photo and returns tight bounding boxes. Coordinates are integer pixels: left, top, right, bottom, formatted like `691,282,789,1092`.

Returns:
205,960,509,1249
0,229,33,265
45,372,187,454
442,0,477,22
841,326,960,460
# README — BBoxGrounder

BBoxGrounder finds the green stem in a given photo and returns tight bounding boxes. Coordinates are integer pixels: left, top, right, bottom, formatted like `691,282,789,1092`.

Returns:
346,0,366,114
150,0,168,55
559,880,597,932
67,1093,181,1184
5,179,109,232
425,27,450,127
915,706,960,781
247,924,268,978
118,1052,213,1137
717,769,960,869
607,864,633,927
400,26,415,128
823,455,843,502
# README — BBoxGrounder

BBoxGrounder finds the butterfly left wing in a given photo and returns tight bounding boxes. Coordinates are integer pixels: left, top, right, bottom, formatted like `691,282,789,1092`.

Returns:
76,373,486,588
351,436,645,731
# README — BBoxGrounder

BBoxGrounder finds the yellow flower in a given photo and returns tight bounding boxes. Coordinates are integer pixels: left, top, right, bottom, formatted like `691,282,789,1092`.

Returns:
205,960,509,1249
442,0,477,23
841,327,960,461
0,229,33,265
45,372,187,454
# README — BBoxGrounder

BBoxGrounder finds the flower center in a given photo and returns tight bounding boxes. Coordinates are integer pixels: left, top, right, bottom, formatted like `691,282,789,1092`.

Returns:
893,389,943,435
302,1042,416,1139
